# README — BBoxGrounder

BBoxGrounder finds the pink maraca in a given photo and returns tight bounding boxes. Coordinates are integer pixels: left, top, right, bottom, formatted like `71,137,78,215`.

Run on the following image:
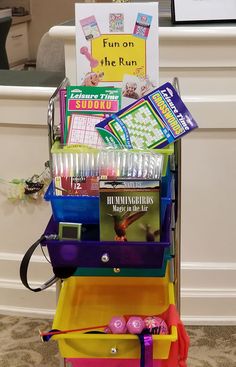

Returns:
127,317,145,334
80,46,99,68
144,316,168,335
109,316,127,334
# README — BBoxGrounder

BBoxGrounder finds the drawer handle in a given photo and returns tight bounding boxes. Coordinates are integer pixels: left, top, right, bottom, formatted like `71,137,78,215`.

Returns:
110,347,118,354
101,253,110,263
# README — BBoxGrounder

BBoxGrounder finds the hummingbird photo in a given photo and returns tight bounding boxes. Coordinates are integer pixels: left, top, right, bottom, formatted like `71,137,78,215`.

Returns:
139,223,160,242
108,211,146,241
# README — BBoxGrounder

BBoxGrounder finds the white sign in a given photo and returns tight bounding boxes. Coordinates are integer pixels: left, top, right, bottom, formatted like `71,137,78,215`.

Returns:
75,2,159,107
173,0,236,22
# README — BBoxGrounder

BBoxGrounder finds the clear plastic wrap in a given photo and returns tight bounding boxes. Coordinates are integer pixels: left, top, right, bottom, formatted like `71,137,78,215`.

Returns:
52,143,163,179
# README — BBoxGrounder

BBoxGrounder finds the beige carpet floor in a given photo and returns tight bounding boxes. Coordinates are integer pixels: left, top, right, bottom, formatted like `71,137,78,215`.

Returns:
0,315,235,367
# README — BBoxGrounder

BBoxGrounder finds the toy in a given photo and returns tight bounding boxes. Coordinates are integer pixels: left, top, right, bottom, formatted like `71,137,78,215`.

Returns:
40,315,169,341
144,316,168,335
105,315,167,335
127,317,145,334
108,316,127,334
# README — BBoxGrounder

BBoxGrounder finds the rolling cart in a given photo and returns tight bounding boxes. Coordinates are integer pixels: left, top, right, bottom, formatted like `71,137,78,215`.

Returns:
20,77,187,367
47,77,181,314
45,76,183,367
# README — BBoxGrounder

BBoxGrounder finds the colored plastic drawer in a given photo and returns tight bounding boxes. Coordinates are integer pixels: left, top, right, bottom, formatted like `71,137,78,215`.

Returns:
73,248,172,278
43,204,172,270
160,162,173,223
66,358,161,366
51,268,177,359
44,172,172,225
44,183,99,224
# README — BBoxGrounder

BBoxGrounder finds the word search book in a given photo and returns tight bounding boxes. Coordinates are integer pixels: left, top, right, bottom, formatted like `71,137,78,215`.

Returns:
75,2,159,107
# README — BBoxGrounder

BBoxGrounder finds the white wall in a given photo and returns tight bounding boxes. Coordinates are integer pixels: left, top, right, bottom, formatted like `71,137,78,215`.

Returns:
0,88,57,317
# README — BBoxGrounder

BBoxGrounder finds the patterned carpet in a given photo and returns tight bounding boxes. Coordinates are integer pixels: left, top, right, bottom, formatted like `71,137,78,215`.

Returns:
0,314,235,367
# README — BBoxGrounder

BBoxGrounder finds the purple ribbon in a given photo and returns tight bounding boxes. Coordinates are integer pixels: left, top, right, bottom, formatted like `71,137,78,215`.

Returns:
139,334,153,367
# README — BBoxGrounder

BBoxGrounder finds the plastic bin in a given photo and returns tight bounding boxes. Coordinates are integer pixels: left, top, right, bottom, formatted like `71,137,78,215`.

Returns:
44,182,99,224
43,203,172,270
44,162,173,225
50,140,174,178
161,162,173,223
51,266,177,359
66,359,161,367
73,247,172,278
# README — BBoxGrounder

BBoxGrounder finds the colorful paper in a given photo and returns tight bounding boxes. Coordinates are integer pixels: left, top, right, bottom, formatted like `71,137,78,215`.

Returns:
75,2,159,107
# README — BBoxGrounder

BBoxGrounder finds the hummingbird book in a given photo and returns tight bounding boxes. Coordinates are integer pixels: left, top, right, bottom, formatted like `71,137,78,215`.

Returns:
99,179,161,242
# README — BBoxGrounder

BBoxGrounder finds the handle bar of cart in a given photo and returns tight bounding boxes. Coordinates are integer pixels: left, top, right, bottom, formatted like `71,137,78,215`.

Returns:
47,77,70,174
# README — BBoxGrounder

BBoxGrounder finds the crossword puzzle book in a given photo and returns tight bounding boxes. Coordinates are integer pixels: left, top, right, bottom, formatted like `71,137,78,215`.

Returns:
99,179,161,242
96,82,198,149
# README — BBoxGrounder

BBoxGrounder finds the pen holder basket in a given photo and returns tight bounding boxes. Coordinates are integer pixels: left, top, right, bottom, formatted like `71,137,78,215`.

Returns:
50,140,174,178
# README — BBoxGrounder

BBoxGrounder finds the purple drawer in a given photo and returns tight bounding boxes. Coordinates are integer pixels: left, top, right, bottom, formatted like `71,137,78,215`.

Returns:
42,205,171,270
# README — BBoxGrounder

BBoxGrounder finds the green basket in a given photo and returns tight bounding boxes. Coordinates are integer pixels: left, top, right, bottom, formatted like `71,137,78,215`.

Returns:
51,141,174,177
73,248,172,278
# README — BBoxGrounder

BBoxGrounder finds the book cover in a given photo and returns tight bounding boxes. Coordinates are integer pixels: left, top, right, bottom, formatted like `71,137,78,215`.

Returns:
96,82,198,149
99,179,161,242
54,176,99,196
75,2,159,107
64,85,121,143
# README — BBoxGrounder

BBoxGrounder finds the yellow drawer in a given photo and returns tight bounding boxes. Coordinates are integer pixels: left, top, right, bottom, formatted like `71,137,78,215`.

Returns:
52,268,177,359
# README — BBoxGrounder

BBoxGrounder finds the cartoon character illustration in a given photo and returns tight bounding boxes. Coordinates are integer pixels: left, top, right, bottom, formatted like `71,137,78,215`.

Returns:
122,82,139,99
82,71,104,86
109,211,146,241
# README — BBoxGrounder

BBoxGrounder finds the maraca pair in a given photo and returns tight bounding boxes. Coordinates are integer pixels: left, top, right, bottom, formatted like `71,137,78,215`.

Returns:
105,316,168,335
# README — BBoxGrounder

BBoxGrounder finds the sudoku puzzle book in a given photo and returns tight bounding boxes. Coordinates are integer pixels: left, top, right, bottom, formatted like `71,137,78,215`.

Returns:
75,2,159,108
64,85,121,146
